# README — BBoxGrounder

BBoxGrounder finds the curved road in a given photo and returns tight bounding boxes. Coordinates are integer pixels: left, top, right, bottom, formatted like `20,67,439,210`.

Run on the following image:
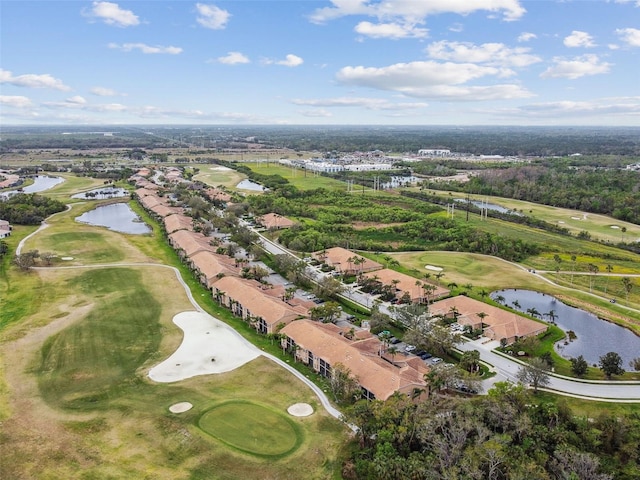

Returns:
28,260,346,421
18,215,640,403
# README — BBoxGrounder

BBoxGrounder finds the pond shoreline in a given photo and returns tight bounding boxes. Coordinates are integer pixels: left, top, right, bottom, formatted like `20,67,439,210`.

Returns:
555,294,640,338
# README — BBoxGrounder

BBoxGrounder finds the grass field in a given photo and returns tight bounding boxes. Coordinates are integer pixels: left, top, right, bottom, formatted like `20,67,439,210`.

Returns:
426,189,640,245
193,164,246,190
198,400,302,458
245,162,354,191
1,192,348,478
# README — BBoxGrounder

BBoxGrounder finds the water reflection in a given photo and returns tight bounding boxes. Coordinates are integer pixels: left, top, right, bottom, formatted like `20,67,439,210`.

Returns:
1,175,64,198
492,289,640,365
236,179,266,191
75,203,151,234
72,187,128,200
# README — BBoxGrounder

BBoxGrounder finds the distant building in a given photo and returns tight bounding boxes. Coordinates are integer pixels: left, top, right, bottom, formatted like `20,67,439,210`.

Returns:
0,219,12,239
418,149,451,157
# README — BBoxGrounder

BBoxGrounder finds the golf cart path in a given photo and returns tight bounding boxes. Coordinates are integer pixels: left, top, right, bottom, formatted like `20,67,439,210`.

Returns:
31,261,343,421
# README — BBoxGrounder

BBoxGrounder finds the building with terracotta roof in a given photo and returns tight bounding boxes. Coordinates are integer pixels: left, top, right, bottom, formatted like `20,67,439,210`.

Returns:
168,230,213,258
362,268,449,304
281,320,429,401
204,188,232,204
256,212,296,230
162,213,193,233
212,276,308,334
312,247,383,275
189,250,238,289
150,203,184,219
430,296,547,345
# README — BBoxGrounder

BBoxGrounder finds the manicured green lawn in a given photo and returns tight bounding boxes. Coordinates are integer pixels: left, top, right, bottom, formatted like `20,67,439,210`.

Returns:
193,164,246,190
429,189,640,244
37,268,162,409
246,163,352,191
198,400,302,458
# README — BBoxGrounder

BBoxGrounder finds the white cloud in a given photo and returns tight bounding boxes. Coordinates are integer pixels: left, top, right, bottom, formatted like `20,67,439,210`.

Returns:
299,108,333,118
0,95,33,108
66,96,87,105
0,69,71,91
84,1,140,27
426,41,541,67
541,54,611,79
108,43,183,54
196,3,231,30
90,86,122,96
216,51,250,65
336,61,532,100
564,30,596,48
354,21,428,39
518,32,537,42
616,28,640,47
309,0,526,24
291,97,428,110
612,0,640,6
509,96,640,119
264,54,304,67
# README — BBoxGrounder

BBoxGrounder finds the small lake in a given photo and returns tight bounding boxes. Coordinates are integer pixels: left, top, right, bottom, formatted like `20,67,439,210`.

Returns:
72,187,129,200
1,175,65,198
236,179,266,191
75,203,151,234
492,289,640,366
455,198,519,215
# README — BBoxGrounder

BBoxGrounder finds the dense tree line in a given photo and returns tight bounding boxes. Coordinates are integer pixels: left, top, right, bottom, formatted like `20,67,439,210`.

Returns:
426,165,640,225
401,190,573,236
342,383,640,480
4,125,640,156
0,194,66,224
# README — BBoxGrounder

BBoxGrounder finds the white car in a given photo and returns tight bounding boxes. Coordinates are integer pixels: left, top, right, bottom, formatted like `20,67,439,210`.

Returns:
404,345,416,352
431,357,443,364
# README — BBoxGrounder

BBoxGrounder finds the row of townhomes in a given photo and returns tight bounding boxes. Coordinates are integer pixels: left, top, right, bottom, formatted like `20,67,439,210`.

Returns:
130,168,432,401
130,166,546,401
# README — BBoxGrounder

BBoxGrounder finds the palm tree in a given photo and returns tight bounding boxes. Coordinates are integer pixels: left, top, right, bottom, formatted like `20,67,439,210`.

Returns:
526,307,541,318
622,277,633,304
495,294,505,304
387,346,399,366
605,264,613,294
553,254,562,279
435,272,445,284
512,300,521,310
588,263,599,292
546,310,557,324
476,311,488,330
479,289,488,300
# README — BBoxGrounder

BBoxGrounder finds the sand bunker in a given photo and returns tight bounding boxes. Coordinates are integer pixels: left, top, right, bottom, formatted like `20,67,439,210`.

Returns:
148,311,261,383
287,403,313,417
425,265,443,272
169,402,193,413
611,225,620,229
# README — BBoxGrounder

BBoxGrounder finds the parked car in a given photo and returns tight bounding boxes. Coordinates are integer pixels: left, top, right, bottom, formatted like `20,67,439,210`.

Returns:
390,337,401,344
405,345,416,352
431,357,443,364
419,352,433,360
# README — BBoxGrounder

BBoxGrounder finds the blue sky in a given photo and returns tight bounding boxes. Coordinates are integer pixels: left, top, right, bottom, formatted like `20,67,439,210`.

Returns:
1,0,639,126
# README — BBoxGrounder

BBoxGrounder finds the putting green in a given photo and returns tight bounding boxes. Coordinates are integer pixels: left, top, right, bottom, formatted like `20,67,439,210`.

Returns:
198,400,302,458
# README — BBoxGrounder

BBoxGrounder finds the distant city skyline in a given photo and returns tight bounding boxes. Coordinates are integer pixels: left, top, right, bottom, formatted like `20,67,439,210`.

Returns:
1,1,639,126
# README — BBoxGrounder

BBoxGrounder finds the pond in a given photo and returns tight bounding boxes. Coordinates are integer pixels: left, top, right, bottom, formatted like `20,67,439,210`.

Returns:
75,203,151,234
236,179,266,191
455,198,519,215
72,187,129,200
1,175,65,198
492,289,640,366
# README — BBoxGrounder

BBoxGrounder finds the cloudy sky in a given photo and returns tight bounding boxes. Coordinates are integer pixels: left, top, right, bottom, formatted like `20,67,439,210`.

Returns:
1,0,639,125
